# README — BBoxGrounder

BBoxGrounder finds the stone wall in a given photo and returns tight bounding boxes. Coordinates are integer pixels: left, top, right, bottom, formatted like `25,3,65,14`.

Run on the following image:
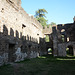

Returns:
52,20,75,56
43,25,52,35
0,0,47,66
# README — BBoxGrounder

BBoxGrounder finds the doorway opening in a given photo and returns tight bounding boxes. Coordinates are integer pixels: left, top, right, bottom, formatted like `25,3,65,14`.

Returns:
66,45,73,56
8,44,15,62
47,48,53,55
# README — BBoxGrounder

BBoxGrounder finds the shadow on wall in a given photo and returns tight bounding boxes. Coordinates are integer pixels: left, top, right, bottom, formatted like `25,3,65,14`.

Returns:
51,22,75,56
0,25,46,64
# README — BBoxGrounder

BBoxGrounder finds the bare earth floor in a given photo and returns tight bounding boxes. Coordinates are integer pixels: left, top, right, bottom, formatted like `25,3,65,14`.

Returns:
0,55,75,75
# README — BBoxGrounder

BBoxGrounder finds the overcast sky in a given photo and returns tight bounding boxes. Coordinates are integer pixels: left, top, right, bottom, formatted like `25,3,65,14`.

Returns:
21,0,75,24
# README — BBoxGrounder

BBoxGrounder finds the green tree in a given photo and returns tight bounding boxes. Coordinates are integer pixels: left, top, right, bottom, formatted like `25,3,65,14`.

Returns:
34,9,56,28
47,22,56,28
37,17,48,28
50,22,56,26
35,9,48,18
34,9,48,28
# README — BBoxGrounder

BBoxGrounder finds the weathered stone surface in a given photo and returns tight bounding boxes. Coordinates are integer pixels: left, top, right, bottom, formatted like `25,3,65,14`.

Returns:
0,0,47,66
58,43,66,56
52,20,75,56
0,0,75,66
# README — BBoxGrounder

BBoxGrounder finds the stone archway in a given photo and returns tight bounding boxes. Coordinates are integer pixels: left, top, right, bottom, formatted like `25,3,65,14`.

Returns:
66,45,73,55
66,42,75,56
47,47,53,55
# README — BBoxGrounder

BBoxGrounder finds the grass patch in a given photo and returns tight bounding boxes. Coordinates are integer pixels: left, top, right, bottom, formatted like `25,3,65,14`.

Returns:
0,54,75,75
0,64,14,75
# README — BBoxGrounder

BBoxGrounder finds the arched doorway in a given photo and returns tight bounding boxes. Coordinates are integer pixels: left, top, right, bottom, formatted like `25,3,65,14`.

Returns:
66,45,73,56
47,47,53,55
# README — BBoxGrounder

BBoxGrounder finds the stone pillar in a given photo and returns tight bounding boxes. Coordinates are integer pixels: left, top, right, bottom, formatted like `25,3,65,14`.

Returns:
52,27,58,56
58,43,66,56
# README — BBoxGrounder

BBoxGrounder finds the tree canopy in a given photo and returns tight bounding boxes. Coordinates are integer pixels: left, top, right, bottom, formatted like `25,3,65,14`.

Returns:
35,9,48,18
50,22,56,26
37,17,48,28
34,9,48,28
34,9,56,28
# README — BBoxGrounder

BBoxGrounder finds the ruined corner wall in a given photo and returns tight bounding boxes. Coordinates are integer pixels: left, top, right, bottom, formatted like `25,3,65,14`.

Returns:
0,0,46,66
52,23,75,57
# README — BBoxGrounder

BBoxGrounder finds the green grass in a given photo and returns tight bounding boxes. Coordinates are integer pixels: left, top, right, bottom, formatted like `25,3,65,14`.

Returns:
0,55,75,75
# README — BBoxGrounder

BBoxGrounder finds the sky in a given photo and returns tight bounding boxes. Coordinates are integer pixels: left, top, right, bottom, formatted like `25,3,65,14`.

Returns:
21,0,75,24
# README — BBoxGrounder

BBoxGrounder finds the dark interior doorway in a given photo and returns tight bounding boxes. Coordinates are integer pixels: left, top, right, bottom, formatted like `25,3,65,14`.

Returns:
8,44,15,62
66,45,73,56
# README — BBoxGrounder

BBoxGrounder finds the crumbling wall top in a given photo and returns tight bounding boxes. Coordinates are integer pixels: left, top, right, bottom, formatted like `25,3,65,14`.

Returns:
6,0,43,31
6,0,21,10
7,0,21,6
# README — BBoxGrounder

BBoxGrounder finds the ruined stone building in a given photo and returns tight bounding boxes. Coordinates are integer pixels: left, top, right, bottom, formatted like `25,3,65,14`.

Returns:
45,17,75,57
0,0,75,66
0,0,47,66
52,18,75,56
